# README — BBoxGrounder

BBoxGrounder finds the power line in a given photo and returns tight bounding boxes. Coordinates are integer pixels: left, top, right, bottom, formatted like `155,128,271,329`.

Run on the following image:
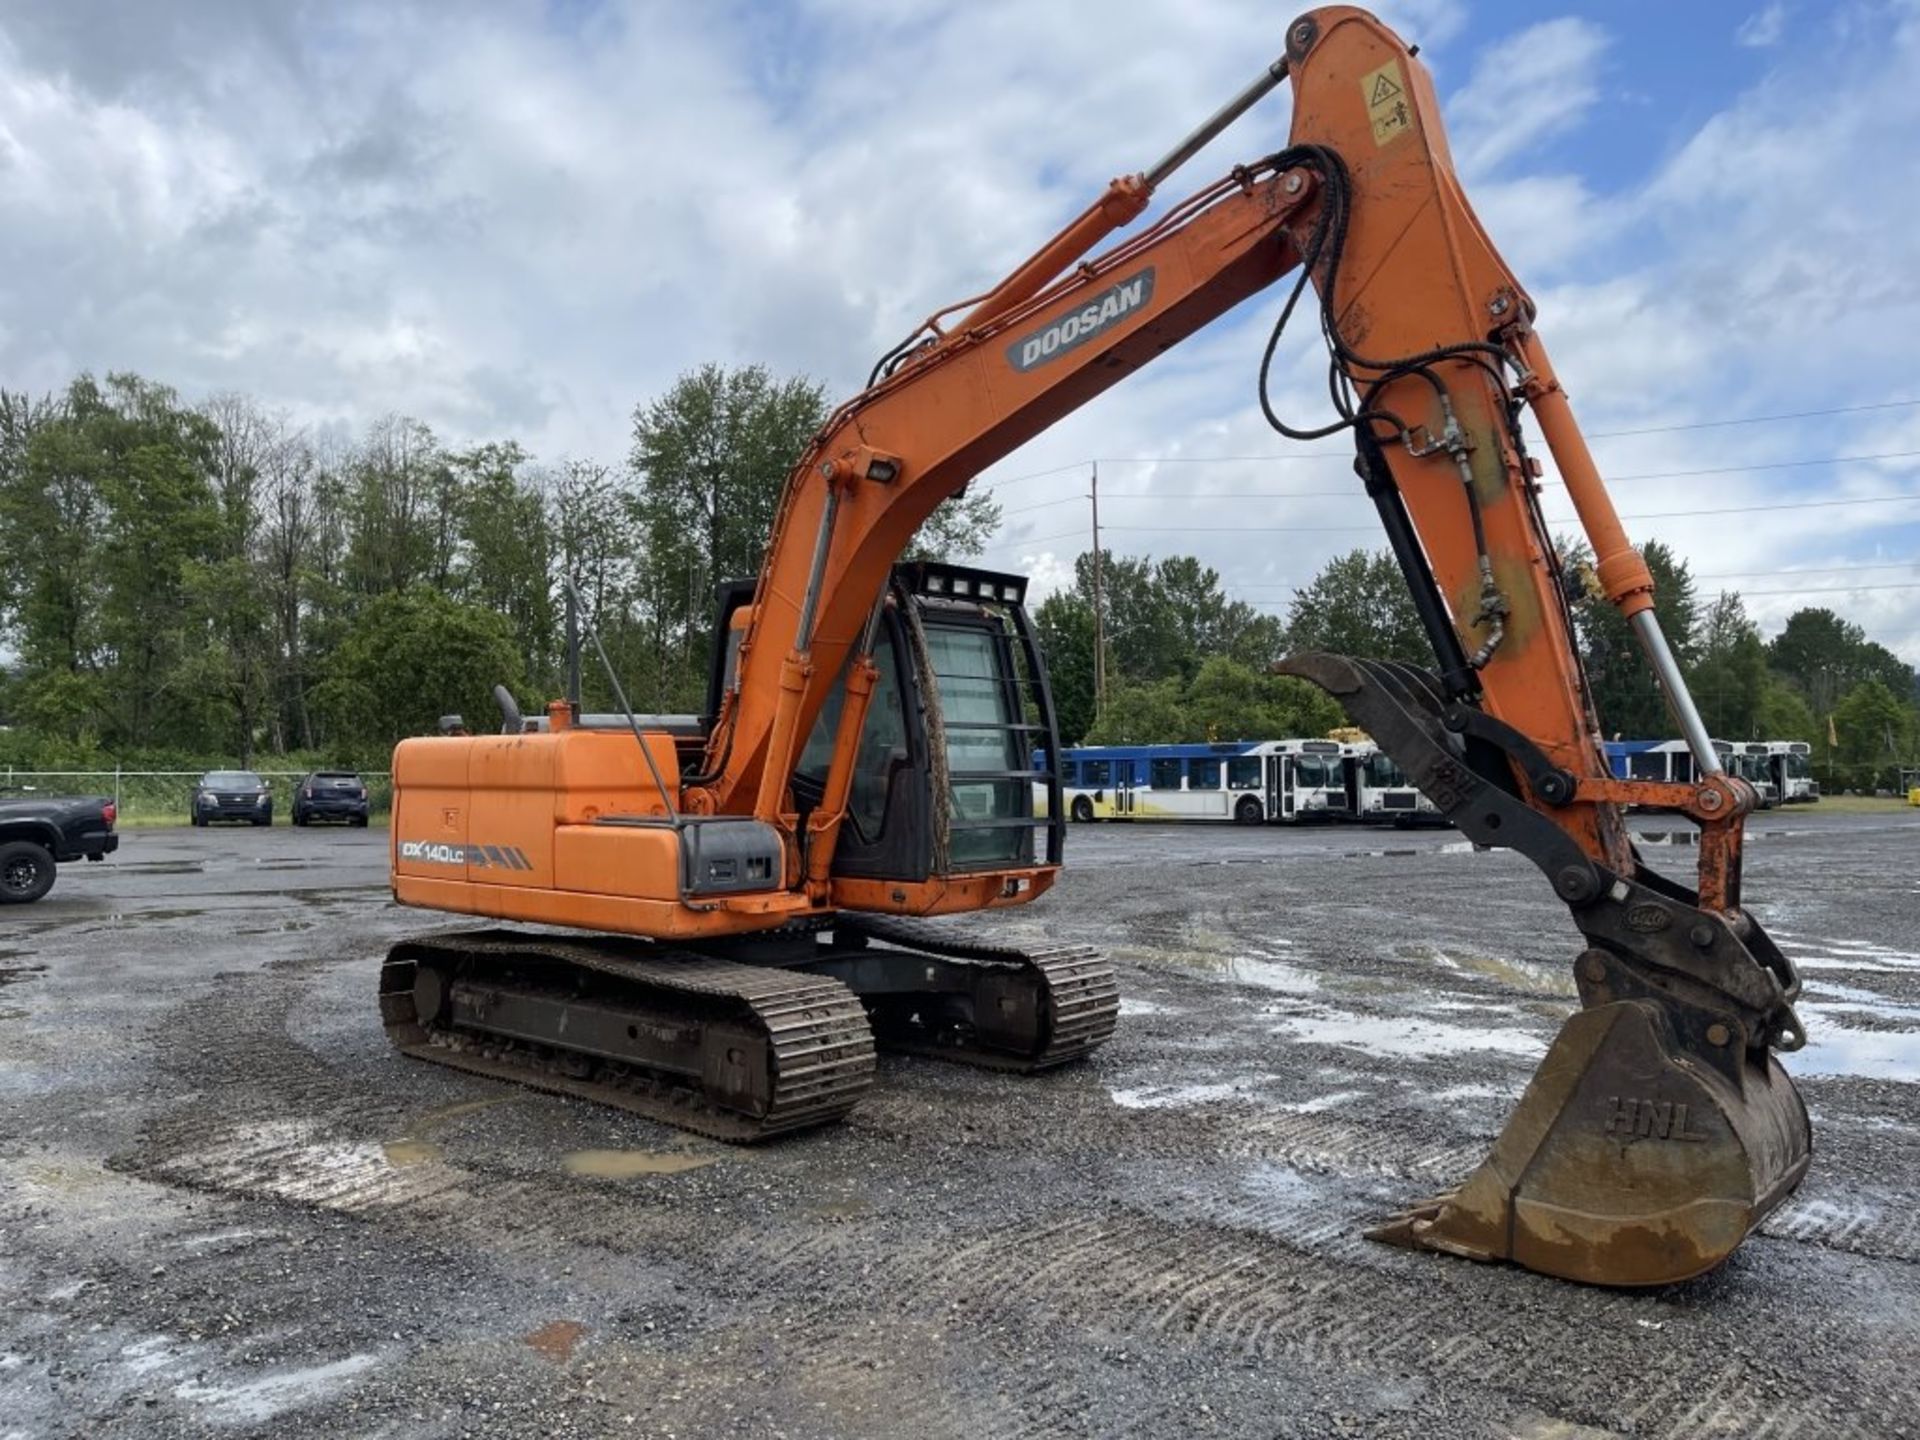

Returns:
978,448,1920,514
982,491,1920,552
1735,583,1920,597
1242,580,1920,611
1068,491,1920,536
1222,560,1920,593
971,399,1920,494
1585,398,1920,439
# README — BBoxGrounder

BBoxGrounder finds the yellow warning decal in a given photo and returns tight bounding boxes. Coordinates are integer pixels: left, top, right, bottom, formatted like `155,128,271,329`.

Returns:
1361,60,1413,146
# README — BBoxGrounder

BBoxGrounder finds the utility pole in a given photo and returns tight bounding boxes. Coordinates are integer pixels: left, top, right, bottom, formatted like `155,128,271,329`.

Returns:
1089,461,1107,715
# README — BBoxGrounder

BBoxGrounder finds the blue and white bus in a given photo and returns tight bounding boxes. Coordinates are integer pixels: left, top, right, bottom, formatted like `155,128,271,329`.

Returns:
1048,739,1352,825
1597,737,1758,806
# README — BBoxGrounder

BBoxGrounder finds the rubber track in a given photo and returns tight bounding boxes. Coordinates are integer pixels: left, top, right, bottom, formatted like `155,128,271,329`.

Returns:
379,929,875,1141
833,914,1120,1070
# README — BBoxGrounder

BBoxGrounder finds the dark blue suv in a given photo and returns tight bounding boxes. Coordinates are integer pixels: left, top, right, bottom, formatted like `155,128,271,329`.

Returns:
192,770,272,827
292,772,370,828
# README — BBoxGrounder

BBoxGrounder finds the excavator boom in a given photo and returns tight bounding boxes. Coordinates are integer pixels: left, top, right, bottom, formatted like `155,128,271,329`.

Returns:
385,5,1810,1286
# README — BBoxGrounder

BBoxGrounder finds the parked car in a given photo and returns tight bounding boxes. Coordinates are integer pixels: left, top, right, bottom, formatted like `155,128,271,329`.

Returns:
192,770,273,827
292,771,371,827
0,791,119,903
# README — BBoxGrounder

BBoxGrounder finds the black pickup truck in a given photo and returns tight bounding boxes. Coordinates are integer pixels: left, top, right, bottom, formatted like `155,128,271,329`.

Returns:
0,792,119,903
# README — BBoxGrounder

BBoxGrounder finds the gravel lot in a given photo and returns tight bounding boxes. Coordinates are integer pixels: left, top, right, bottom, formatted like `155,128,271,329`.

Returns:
3,811,1919,1439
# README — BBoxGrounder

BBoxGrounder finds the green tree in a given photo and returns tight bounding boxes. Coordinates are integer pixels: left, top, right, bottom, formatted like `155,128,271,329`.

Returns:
1284,548,1429,664
1688,591,1768,741
1085,658,1342,744
1083,676,1187,743
1767,606,1917,710
313,588,523,749
1034,588,1096,746
0,386,104,709
1063,550,1283,687
1755,676,1817,744
454,442,555,691
1831,678,1912,791
342,415,452,600
630,364,830,708
907,485,1003,561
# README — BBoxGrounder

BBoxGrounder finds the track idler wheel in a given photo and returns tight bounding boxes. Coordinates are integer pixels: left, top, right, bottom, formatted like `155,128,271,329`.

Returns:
1372,966,1811,1286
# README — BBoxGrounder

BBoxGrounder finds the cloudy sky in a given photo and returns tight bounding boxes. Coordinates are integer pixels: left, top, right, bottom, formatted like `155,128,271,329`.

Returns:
2,0,1916,661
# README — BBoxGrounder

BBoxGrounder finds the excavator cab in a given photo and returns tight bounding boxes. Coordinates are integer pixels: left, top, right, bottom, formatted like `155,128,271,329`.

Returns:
711,562,1065,888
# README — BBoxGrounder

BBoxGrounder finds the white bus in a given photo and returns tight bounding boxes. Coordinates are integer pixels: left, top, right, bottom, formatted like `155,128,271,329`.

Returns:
1729,743,1780,808
1762,740,1819,803
1345,741,1445,825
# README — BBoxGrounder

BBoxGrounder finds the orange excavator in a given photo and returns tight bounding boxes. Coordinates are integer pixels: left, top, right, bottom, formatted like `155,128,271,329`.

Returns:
381,6,1811,1287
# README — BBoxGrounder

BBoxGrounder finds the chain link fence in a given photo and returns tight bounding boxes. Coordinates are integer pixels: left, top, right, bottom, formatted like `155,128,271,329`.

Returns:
0,769,394,825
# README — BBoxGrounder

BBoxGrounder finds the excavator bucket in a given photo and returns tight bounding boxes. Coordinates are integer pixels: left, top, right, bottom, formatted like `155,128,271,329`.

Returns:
1278,652,1813,1287
1369,978,1810,1285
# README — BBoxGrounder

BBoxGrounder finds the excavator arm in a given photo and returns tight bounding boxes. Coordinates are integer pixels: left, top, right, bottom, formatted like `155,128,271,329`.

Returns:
695,5,1810,1285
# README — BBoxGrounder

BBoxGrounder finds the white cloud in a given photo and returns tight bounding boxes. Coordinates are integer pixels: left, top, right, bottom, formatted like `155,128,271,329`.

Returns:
1446,17,1611,178
1737,4,1790,47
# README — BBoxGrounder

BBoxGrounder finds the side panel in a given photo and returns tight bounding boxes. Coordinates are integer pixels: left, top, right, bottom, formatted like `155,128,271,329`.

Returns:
392,738,472,883
392,728,681,894
468,737,556,887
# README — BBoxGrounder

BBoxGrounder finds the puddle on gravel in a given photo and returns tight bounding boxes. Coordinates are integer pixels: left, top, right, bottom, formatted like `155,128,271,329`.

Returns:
1272,1006,1548,1061
524,1320,588,1362
562,1148,720,1177
1776,935,1920,974
1154,944,1320,996
0,964,47,987
382,1139,444,1167
1428,1081,1511,1102
173,1352,381,1423
380,1096,516,1167
1794,1009,1920,1082
1109,1079,1274,1110
103,908,207,924
809,1195,871,1219
1400,944,1575,997
1276,1089,1366,1114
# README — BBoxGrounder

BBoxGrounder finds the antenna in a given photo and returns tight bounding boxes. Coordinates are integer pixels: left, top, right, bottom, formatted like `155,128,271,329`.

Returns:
562,576,677,823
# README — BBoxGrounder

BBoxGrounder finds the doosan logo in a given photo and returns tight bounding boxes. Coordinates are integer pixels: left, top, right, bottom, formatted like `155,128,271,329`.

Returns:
1007,269,1155,372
